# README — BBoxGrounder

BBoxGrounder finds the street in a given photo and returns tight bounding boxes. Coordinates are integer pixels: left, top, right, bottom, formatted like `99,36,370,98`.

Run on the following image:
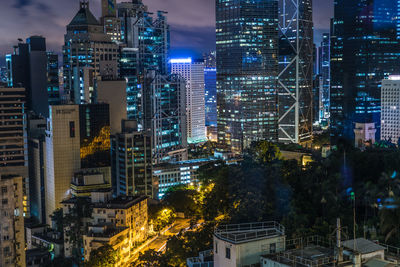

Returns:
130,218,191,263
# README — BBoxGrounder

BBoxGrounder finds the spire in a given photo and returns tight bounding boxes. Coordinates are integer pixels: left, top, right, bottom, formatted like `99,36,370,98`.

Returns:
80,0,89,9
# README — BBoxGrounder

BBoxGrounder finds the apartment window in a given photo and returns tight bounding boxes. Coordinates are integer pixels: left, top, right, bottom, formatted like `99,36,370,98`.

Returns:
69,121,75,138
270,243,276,254
2,199,8,205
1,186,7,194
225,247,231,259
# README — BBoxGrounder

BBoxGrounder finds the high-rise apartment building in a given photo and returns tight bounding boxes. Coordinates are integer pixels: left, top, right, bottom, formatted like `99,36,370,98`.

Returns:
0,175,26,267
278,0,313,143
111,120,154,198
381,76,400,144
330,0,400,143
216,0,279,153
63,1,118,104
6,36,51,117
170,58,206,144
45,105,81,223
0,87,27,170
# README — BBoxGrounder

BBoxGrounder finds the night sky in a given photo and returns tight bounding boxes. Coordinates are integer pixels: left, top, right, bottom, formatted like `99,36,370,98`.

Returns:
0,0,333,60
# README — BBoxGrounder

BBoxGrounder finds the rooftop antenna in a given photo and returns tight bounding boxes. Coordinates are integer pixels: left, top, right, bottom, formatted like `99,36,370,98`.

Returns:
80,0,89,9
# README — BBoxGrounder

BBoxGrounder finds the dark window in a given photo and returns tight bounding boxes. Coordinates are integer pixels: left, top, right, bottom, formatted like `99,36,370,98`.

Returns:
226,247,231,259
2,199,8,205
69,121,75,137
270,243,276,254
1,186,7,194
215,241,218,254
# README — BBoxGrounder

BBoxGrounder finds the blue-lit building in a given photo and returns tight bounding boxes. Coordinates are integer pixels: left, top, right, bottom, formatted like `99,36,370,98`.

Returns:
216,0,279,153
63,1,118,104
205,68,217,128
154,158,218,199
319,33,330,123
118,1,187,163
330,0,400,143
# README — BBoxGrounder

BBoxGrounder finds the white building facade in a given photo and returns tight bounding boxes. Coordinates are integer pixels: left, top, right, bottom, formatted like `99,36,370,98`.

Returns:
381,76,400,144
170,58,206,144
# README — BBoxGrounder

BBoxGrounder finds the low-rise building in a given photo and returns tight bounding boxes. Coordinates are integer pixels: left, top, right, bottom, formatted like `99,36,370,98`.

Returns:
154,158,217,198
213,222,286,267
83,225,130,266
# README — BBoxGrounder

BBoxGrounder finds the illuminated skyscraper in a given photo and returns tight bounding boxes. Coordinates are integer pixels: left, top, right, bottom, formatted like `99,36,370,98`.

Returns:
170,58,206,144
100,0,122,42
278,0,314,143
118,1,187,162
216,0,279,154
63,1,118,104
319,33,330,122
330,0,400,143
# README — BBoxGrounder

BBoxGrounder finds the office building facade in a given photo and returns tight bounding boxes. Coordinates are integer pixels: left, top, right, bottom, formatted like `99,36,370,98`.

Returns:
170,58,206,143
330,0,400,143
111,121,154,198
278,0,313,143
45,105,81,223
216,0,279,153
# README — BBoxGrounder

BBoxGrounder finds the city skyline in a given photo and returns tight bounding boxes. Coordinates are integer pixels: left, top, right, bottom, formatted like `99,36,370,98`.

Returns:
0,0,333,63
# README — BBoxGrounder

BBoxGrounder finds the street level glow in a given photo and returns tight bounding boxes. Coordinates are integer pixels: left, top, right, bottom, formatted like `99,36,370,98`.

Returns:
389,75,400,80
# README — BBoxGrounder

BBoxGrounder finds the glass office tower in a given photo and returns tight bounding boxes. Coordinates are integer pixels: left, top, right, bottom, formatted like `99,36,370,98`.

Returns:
330,0,400,143
278,0,314,143
216,0,279,154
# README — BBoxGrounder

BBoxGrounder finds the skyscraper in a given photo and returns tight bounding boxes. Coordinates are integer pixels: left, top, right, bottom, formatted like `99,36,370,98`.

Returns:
381,76,400,144
6,36,50,117
79,104,110,169
0,87,27,170
330,0,400,143
278,0,314,143
170,58,206,144
319,33,330,123
111,120,154,198
204,67,217,128
100,0,122,42
216,0,279,154
63,1,118,104
118,1,187,162
46,52,61,105
45,105,81,223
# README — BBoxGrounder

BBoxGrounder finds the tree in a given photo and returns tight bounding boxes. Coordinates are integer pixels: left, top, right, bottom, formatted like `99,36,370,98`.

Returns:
163,185,201,217
246,141,282,164
50,208,63,232
85,244,120,267
135,249,168,267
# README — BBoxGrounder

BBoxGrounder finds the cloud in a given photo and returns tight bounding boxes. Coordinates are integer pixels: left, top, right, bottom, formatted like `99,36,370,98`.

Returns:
0,0,333,63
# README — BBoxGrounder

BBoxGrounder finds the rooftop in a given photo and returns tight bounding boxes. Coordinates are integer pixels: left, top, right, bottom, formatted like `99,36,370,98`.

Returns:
68,2,100,27
262,246,338,267
93,195,147,209
214,221,284,244
342,238,386,254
